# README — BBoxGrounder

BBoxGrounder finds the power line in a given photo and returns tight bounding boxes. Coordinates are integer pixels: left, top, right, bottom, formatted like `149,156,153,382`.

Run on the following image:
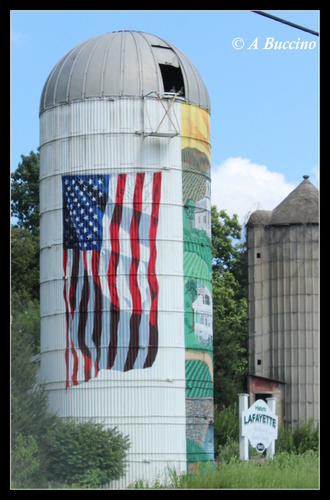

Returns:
252,11,319,37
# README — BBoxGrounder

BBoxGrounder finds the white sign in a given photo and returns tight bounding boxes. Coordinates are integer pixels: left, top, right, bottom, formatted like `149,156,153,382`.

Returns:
242,399,278,452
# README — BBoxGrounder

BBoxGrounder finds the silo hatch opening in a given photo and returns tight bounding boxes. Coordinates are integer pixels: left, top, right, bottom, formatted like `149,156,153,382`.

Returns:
158,64,185,97
151,44,185,97
140,44,185,138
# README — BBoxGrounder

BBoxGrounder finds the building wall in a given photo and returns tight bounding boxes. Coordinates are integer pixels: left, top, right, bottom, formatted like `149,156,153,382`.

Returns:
247,222,319,428
247,224,271,378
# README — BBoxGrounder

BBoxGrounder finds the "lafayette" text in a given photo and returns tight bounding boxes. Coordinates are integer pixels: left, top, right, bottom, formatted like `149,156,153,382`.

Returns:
244,413,277,428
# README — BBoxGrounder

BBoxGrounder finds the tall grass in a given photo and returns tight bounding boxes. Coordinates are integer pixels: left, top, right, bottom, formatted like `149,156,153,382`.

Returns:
130,451,319,489
131,417,319,489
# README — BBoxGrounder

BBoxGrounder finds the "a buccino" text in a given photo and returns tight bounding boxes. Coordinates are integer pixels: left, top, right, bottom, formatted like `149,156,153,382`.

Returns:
247,37,316,50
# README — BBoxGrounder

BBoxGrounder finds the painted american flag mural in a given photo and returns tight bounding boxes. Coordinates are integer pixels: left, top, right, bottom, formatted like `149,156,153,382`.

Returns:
62,171,162,389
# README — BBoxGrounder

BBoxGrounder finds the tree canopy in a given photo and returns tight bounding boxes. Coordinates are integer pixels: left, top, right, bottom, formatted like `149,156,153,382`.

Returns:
11,227,40,302
211,206,248,408
11,150,40,234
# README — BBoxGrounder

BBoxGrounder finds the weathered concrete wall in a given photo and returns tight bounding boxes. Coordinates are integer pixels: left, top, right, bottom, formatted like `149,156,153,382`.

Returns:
247,220,319,429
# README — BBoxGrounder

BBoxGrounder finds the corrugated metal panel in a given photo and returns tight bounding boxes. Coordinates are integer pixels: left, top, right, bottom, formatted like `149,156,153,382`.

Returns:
40,97,188,487
40,99,182,180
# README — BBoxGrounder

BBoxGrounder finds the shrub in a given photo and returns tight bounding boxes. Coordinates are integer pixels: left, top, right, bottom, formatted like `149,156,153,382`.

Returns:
11,433,40,489
214,403,239,450
46,419,130,488
277,418,319,455
217,437,239,464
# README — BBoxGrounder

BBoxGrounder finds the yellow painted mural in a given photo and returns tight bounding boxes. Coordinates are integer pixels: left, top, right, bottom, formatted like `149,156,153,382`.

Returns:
181,103,211,163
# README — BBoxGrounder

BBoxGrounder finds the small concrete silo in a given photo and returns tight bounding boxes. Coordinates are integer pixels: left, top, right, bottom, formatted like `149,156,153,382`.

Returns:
246,176,319,429
39,30,213,487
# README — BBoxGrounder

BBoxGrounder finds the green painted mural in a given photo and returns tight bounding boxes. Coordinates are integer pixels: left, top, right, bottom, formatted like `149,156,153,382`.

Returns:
181,103,214,470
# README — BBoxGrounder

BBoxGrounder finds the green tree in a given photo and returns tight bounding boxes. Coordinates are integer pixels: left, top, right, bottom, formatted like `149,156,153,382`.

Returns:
11,293,40,354
11,150,40,302
211,206,248,409
11,303,57,487
11,150,40,234
212,206,242,275
11,226,40,302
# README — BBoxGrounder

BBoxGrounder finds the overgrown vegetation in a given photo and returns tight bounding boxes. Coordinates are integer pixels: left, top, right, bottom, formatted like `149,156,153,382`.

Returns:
130,451,319,489
276,418,319,455
214,403,239,451
131,417,320,489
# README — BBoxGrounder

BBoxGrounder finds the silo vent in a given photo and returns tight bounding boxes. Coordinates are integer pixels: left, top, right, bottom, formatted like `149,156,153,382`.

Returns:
303,175,309,180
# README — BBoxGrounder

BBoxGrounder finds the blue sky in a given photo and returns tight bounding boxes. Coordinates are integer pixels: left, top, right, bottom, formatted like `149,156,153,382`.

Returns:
10,10,319,225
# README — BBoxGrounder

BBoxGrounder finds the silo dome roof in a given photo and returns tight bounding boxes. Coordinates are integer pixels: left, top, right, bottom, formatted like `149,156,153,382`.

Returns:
246,210,272,227
39,30,210,115
268,176,319,226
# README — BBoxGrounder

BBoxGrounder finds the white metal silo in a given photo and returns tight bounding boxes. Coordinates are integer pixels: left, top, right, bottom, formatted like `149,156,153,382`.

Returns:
39,30,213,487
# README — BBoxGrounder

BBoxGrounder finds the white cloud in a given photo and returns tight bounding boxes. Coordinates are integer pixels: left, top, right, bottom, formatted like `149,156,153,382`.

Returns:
211,157,296,226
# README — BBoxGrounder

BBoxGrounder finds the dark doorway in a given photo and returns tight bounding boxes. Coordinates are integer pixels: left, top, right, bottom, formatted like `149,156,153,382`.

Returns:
255,393,272,403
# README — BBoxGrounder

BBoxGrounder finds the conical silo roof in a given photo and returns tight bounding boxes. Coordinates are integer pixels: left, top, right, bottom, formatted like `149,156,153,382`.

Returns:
268,176,319,226
39,30,210,115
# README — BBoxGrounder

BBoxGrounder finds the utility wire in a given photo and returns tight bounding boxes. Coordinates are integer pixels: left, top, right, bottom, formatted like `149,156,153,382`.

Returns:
252,10,319,37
